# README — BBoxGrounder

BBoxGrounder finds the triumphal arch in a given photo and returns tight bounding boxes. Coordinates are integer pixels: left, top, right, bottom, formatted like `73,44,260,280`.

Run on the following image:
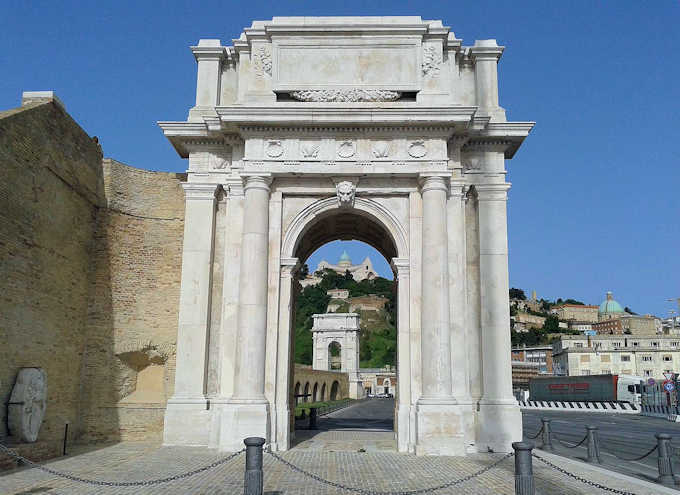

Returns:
160,17,533,456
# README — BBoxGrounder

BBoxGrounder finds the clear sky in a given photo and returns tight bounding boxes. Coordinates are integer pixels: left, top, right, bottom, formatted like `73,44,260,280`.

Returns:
2,1,678,317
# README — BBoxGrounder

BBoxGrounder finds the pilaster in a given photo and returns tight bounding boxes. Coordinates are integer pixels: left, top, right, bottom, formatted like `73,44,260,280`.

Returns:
470,40,506,122
164,182,219,446
191,39,226,109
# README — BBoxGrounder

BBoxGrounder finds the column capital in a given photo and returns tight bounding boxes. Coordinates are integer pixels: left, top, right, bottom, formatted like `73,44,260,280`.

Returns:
241,173,272,193
223,176,244,197
418,173,451,194
181,182,220,201
475,183,511,201
390,258,410,279
469,40,504,61
449,181,468,199
191,40,227,62
280,257,300,278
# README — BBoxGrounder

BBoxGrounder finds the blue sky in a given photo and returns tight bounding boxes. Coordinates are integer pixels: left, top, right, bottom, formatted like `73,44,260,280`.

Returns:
2,1,678,316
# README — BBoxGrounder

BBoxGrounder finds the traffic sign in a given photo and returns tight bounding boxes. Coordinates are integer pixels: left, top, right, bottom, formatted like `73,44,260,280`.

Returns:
664,372,675,381
647,378,656,386
664,381,676,393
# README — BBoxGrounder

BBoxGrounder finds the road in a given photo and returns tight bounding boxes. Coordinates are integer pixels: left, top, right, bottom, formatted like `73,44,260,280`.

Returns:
320,397,395,431
523,409,680,486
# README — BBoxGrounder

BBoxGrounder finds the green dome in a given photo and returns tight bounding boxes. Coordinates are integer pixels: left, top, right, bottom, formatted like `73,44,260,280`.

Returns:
339,251,351,263
599,291,624,314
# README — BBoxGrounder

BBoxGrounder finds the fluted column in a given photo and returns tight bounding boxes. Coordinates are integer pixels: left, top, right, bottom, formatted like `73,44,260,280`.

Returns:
476,182,521,452
415,174,465,456
419,175,454,400
391,257,412,453
233,175,272,401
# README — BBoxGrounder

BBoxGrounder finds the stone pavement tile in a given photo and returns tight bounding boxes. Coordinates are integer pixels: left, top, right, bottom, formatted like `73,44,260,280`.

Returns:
0,441,666,494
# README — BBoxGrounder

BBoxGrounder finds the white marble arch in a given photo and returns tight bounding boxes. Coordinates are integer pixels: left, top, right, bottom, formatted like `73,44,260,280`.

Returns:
160,16,534,457
273,195,410,451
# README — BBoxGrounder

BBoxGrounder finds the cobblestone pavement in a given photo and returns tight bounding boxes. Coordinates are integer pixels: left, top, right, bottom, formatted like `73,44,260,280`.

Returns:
0,439,668,494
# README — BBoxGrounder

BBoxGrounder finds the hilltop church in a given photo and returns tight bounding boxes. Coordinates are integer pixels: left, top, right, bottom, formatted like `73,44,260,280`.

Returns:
300,251,377,287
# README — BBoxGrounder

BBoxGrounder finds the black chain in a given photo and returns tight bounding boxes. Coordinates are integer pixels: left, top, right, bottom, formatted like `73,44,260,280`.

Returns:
552,433,588,449
532,452,640,495
267,450,512,495
599,443,658,462
0,443,244,487
525,424,543,440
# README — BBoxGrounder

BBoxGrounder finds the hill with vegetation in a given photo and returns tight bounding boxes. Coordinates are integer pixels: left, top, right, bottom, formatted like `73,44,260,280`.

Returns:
294,268,396,368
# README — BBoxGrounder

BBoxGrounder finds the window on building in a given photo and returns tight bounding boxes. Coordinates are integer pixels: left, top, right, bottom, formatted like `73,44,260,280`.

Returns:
601,369,611,375
580,355,590,363
642,355,652,362
665,369,673,374
575,343,584,348
652,342,659,347
663,355,672,362
644,370,653,377
671,342,679,347
581,369,591,375
621,355,631,362
633,342,639,347
622,369,633,374
601,354,611,363
612,342,622,348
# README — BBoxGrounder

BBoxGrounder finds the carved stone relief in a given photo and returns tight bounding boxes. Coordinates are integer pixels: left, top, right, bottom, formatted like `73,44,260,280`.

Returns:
462,156,482,171
265,140,284,158
8,368,47,443
300,141,320,158
372,141,390,158
337,141,356,159
335,181,356,208
209,150,231,170
253,45,272,77
408,141,428,158
422,45,442,77
290,89,401,102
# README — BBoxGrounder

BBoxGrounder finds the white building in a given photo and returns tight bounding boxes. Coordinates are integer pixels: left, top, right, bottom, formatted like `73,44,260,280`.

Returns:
552,335,680,378
300,251,377,287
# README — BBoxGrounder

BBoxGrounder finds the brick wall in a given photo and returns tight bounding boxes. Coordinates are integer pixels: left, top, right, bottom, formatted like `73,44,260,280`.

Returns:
79,159,185,442
0,101,104,460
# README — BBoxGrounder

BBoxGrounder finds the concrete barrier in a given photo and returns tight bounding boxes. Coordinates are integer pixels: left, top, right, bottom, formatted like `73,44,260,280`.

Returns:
519,400,639,414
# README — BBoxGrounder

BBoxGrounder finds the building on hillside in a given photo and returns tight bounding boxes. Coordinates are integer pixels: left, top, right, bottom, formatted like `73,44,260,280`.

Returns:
552,335,680,378
349,295,388,312
327,289,349,300
567,321,593,334
511,361,541,391
510,289,542,313
551,304,599,324
359,367,397,396
598,291,626,321
592,315,659,335
511,345,553,374
300,252,377,287
511,312,546,332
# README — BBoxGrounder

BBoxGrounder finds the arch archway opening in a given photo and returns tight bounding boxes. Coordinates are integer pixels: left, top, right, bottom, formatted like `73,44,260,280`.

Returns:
328,341,342,371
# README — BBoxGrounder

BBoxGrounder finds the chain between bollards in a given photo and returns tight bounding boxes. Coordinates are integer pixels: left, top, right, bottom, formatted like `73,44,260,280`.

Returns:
513,441,535,495
244,437,265,495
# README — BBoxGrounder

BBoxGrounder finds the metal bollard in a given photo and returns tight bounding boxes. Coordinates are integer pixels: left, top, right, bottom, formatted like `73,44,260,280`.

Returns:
308,407,317,430
586,426,601,464
655,433,674,486
244,437,265,495
513,441,535,495
541,418,553,451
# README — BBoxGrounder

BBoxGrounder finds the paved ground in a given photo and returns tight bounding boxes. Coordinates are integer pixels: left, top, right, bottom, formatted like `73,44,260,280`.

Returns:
0,401,672,494
523,409,680,488
293,398,396,452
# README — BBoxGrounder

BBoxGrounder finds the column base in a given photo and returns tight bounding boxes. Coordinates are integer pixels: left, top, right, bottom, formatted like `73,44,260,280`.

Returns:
163,397,212,446
396,403,413,453
415,400,466,456
218,399,270,452
476,400,522,453
271,403,291,451
349,377,364,399
455,400,477,453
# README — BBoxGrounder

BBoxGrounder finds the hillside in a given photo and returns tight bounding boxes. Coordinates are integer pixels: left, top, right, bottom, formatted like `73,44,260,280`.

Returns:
293,268,396,367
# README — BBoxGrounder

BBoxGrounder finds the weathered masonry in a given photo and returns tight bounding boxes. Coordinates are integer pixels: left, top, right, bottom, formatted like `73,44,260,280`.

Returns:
160,16,534,455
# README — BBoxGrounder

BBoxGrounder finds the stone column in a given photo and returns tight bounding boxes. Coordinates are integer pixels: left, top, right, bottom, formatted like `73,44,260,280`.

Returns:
273,257,298,451
470,40,505,121
220,174,272,451
416,174,465,456
448,182,474,450
191,40,225,107
476,182,522,453
391,257,412,453
163,183,219,446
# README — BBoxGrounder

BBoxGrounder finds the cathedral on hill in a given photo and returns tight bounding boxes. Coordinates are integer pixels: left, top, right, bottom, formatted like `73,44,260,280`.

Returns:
300,251,377,287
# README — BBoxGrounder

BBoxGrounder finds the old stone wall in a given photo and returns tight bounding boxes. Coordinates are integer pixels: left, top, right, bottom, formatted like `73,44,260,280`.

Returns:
79,159,185,443
0,100,104,466
293,364,349,403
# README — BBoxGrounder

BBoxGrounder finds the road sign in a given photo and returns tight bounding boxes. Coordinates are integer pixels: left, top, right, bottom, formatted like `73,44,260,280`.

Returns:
647,378,656,386
664,381,676,393
664,372,675,381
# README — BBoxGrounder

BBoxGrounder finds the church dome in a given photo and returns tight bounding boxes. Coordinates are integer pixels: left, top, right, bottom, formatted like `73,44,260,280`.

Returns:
338,250,352,266
599,291,624,315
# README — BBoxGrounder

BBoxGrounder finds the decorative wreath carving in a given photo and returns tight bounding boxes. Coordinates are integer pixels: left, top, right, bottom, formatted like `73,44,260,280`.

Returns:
290,89,401,102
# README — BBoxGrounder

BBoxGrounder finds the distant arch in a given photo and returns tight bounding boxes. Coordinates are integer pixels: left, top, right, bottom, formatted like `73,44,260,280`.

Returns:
330,380,339,401
320,382,327,401
294,382,301,405
312,382,319,402
328,341,342,371
303,382,310,403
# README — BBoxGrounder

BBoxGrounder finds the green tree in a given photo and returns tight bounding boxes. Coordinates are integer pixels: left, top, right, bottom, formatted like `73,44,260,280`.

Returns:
542,315,561,333
509,288,526,300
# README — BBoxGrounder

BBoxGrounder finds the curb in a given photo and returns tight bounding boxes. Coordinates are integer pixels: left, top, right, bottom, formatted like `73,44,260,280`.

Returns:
534,448,678,494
